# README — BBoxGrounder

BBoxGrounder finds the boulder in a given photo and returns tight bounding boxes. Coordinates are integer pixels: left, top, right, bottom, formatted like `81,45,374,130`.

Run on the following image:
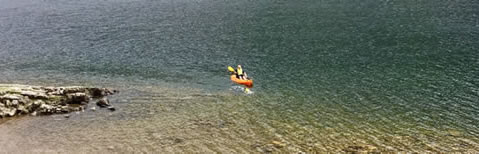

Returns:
96,97,111,107
17,105,29,114
89,88,116,98
38,104,54,114
66,93,89,104
11,100,19,107
32,100,44,108
5,108,16,117
4,100,12,107
60,106,70,113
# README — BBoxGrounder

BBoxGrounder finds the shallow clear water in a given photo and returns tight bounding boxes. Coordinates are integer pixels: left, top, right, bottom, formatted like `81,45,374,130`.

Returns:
1,0,478,152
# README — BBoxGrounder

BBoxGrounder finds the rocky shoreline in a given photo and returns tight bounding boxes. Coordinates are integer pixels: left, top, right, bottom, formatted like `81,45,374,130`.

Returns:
0,84,117,118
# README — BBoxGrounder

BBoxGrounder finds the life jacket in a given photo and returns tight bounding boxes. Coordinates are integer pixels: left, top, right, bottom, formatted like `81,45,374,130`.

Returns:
237,67,243,75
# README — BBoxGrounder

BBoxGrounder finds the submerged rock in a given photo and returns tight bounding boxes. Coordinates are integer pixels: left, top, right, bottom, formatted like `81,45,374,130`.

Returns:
263,144,275,152
272,141,286,148
447,130,463,137
343,144,379,153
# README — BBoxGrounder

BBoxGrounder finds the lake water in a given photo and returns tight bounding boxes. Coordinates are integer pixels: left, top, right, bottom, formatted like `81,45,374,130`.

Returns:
0,0,478,152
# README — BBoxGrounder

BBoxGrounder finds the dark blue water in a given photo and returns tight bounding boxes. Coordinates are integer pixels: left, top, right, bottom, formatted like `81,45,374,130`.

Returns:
1,0,478,152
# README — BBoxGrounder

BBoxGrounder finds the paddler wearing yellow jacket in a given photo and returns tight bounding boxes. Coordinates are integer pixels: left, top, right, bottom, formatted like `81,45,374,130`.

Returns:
236,65,248,80
227,65,249,80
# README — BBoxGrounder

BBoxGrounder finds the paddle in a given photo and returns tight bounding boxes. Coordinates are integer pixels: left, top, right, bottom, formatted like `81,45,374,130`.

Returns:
227,66,236,73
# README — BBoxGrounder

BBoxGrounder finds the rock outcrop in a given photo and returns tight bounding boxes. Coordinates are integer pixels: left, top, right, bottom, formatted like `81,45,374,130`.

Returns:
0,84,117,118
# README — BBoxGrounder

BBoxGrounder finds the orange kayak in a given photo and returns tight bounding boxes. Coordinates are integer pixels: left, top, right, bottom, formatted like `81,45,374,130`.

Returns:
230,75,253,88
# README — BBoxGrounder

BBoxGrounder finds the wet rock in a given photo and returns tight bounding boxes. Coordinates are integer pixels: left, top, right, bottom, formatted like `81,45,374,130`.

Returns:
62,87,86,94
0,107,7,117
28,100,44,111
20,91,48,99
17,105,29,114
4,100,12,107
0,94,22,100
41,87,56,93
64,114,70,118
66,93,89,104
38,104,54,114
45,87,64,95
31,111,37,116
90,107,96,111
5,108,16,117
96,97,110,107
11,100,19,107
107,106,116,111
60,106,70,113
90,88,114,98
0,84,116,118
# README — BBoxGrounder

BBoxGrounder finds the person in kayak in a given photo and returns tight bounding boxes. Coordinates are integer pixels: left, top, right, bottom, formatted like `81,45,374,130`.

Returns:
236,65,248,80
236,65,243,79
